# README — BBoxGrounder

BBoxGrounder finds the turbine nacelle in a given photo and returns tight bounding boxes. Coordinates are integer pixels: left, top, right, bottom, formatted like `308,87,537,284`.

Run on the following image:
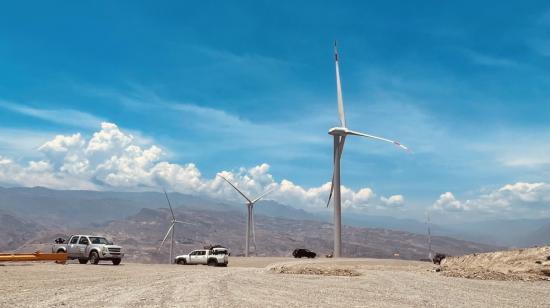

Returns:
328,127,348,136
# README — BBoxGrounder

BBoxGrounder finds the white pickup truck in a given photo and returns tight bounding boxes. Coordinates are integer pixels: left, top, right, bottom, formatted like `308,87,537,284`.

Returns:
52,235,124,265
174,247,229,267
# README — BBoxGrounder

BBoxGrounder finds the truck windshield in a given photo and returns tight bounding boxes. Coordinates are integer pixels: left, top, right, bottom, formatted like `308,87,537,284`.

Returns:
89,237,112,245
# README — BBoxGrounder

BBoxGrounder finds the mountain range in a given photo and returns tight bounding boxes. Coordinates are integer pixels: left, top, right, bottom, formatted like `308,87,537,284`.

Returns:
1,186,547,262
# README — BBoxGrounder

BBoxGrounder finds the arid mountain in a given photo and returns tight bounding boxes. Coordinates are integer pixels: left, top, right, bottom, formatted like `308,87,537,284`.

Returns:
0,186,502,262
0,187,312,227
2,186,548,248
13,207,500,263
442,218,550,247
522,223,550,246
0,210,50,251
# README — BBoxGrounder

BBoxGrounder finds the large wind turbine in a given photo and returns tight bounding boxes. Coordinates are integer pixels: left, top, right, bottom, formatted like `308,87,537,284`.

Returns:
326,42,409,257
218,175,273,257
159,189,190,264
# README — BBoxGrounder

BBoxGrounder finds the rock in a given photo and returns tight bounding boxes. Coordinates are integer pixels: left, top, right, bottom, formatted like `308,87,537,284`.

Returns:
432,253,447,265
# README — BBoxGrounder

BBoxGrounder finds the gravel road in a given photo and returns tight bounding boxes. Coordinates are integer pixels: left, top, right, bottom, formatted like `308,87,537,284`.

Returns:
1,258,548,307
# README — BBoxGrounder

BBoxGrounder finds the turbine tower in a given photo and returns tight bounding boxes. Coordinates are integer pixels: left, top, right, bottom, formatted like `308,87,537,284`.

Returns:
326,42,409,257
426,212,433,261
159,189,190,264
219,175,273,257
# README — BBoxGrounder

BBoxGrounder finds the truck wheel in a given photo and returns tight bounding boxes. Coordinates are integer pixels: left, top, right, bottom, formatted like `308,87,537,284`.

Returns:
57,249,65,253
177,259,186,265
207,259,217,266
89,251,100,265
78,258,88,264
112,259,121,265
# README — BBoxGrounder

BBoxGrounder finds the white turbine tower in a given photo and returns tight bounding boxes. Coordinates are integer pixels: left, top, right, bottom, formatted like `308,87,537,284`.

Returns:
426,212,433,261
159,189,189,264
219,175,273,257
326,42,409,257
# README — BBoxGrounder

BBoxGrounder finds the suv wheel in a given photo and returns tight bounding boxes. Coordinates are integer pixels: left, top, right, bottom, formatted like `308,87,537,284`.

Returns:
78,258,88,264
207,259,217,266
89,251,100,265
112,259,121,265
177,259,186,265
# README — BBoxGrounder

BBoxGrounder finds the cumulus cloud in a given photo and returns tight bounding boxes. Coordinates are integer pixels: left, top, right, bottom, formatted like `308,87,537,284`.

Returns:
433,182,550,215
380,195,405,208
0,123,403,211
433,192,469,211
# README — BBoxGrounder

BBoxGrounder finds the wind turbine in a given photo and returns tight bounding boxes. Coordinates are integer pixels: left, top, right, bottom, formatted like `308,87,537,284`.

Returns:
159,189,189,264
426,211,433,261
326,42,409,257
218,175,273,257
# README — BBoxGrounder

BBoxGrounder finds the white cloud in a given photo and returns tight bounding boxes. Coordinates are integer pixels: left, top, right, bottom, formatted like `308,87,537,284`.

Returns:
39,133,85,153
433,192,469,212
0,100,104,129
86,122,133,154
0,122,400,211
462,49,519,68
380,195,405,208
433,182,550,216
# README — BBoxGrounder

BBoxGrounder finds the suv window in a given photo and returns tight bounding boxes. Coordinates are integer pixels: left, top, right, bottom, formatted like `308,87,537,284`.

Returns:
70,236,79,244
78,237,89,245
90,237,111,245
199,251,206,255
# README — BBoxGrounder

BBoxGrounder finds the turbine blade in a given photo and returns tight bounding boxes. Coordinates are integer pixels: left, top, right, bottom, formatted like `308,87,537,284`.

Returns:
338,135,346,158
251,207,257,254
218,175,253,203
251,187,275,204
163,189,176,220
326,174,334,208
326,135,346,207
160,223,174,248
334,41,346,128
347,130,409,152
174,220,192,225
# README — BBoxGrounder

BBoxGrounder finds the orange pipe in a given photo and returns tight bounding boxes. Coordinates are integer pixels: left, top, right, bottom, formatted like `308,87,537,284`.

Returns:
0,251,67,262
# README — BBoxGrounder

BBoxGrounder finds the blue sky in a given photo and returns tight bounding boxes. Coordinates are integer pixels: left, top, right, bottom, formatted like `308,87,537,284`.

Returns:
1,1,550,221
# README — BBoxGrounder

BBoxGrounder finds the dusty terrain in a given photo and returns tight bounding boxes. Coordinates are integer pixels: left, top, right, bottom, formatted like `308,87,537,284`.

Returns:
441,245,550,281
1,257,548,308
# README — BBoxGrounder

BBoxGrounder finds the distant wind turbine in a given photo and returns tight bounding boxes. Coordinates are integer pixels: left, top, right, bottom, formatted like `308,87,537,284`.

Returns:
159,189,190,264
426,212,433,261
326,42,409,257
218,175,274,257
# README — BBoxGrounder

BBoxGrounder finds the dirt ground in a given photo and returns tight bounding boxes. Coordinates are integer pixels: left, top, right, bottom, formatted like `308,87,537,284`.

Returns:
441,246,550,281
1,257,548,308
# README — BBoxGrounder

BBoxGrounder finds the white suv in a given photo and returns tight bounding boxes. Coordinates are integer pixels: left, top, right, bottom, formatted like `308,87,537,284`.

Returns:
174,248,229,266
